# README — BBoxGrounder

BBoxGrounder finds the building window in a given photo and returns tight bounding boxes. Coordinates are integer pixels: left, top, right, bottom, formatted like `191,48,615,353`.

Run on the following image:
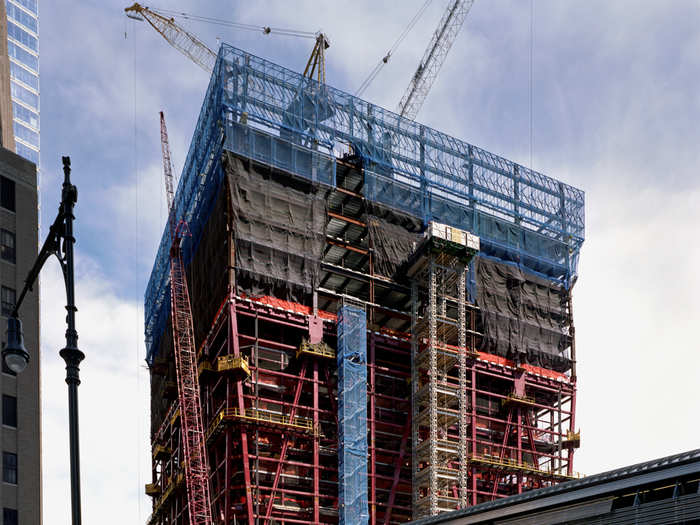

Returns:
2,453,17,485
14,142,38,164
9,0,38,16
13,121,38,147
7,41,37,73
6,1,37,32
2,508,17,525
0,230,15,263
1,287,15,317
10,62,38,91
10,80,38,109
13,101,38,128
2,396,16,428
0,177,14,212
7,20,37,52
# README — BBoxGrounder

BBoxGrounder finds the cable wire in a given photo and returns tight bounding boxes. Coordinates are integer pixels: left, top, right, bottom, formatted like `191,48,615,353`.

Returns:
356,0,433,97
150,7,317,38
529,0,533,169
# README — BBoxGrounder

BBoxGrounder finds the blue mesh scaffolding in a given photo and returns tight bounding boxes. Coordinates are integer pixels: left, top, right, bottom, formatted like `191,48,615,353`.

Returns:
337,304,369,525
144,43,585,363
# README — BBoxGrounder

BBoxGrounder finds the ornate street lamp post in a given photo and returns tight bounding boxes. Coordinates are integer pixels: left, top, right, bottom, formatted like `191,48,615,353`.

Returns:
3,157,83,525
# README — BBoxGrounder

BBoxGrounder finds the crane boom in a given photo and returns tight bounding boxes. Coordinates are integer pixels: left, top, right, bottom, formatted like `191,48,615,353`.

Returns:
125,3,216,72
397,0,474,120
159,111,176,236
125,4,329,81
160,112,213,525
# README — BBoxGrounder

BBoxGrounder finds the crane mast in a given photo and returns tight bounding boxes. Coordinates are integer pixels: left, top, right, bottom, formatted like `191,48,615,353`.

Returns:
397,0,474,120
160,113,213,525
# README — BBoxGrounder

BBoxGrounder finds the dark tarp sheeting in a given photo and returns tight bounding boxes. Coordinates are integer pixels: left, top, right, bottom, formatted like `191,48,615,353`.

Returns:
366,201,424,233
368,215,422,278
224,153,327,302
475,256,571,373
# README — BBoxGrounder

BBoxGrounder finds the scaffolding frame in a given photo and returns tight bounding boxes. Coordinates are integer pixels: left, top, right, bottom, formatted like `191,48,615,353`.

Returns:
144,41,583,525
144,43,585,364
410,242,474,518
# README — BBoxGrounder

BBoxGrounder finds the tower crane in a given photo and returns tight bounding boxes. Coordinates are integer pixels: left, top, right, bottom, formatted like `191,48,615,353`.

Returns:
124,3,328,81
126,3,216,72
159,111,213,525
126,2,473,119
397,0,474,120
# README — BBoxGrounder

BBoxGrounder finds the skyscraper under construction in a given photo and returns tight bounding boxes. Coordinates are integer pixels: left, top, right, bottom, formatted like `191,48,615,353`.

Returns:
144,43,584,524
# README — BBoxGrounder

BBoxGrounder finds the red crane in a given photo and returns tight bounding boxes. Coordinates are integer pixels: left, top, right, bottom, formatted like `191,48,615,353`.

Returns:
160,111,213,525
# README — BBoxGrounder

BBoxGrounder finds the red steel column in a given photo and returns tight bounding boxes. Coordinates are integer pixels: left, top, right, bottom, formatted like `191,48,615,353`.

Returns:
516,407,523,494
568,383,577,476
263,360,308,522
384,419,410,525
229,297,255,523
369,334,376,524
313,360,320,524
470,366,477,506
224,430,231,523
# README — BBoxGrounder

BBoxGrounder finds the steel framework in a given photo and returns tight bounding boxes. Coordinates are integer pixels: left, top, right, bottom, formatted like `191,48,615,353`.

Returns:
144,43,585,364
409,244,474,517
144,42,582,525
147,295,577,524
145,156,579,524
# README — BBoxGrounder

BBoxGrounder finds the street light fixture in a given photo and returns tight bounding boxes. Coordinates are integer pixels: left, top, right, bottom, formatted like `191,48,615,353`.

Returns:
2,156,83,525
3,316,29,373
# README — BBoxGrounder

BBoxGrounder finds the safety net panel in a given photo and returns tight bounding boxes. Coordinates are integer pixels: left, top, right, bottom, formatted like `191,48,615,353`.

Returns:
145,43,585,361
337,304,369,525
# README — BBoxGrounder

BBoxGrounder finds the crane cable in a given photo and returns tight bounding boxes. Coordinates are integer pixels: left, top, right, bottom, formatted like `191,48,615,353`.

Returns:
148,6,317,39
356,0,433,97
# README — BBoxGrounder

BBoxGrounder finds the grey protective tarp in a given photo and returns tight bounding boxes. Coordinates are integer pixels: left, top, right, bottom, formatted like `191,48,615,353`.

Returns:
225,153,327,301
367,216,422,278
475,256,571,373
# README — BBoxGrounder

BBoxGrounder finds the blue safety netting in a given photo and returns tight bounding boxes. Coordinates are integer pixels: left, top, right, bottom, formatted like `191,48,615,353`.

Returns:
337,305,369,525
144,43,585,363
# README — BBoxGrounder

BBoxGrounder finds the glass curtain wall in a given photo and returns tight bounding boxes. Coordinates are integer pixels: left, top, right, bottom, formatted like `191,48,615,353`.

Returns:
6,0,38,164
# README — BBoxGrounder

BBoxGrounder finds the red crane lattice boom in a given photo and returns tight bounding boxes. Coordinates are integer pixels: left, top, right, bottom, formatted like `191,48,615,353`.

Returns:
160,112,213,525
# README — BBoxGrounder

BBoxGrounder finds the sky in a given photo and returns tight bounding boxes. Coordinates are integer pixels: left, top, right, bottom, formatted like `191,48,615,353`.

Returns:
33,1,700,523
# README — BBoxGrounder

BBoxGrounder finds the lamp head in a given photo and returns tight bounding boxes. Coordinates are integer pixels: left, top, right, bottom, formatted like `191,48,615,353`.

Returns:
3,316,29,374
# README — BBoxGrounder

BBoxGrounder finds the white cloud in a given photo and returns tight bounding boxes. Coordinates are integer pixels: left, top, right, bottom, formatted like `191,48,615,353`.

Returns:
40,257,151,524
31,0,700,515
575,181,700,473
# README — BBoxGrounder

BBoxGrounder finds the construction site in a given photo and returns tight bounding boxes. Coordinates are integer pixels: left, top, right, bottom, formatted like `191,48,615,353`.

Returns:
130,2,586,524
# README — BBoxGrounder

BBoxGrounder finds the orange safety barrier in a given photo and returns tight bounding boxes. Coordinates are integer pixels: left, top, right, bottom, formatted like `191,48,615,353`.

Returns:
238,294,337,321
415,338,568,382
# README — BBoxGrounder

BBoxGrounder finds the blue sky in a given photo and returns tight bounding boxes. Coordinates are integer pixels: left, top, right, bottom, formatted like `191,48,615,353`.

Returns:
36,1,700,523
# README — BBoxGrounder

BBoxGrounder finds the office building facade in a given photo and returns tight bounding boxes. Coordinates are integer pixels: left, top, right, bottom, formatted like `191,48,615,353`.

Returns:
0,147,40,524
0,3,41,523
5,0,39,164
